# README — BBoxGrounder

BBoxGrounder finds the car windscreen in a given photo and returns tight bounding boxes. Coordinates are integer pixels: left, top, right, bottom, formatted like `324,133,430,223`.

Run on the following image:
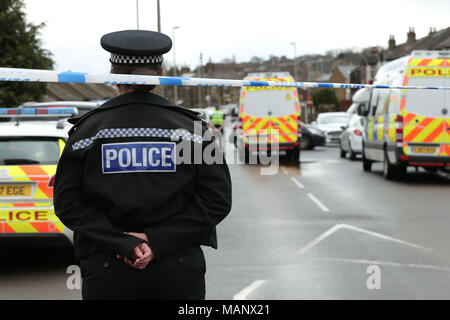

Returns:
406,77,447,117
317,116,348,124
0,137,61,165
242,89,297,117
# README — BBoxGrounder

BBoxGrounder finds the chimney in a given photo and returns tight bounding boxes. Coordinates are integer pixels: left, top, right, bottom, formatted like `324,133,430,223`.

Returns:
407,27,416,44
429,27,436,36
388,35,396,50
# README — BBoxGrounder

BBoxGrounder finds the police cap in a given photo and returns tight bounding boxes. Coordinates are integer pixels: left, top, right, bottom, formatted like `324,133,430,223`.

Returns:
101,30,172,66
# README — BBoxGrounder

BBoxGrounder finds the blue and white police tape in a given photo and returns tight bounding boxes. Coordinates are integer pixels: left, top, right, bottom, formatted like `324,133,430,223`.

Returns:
0,67,449,90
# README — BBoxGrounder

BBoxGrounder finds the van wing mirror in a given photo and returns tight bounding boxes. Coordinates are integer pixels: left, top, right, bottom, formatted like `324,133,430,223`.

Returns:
357,103,369,117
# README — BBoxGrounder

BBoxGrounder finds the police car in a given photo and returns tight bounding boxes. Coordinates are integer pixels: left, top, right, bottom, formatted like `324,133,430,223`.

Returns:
0,106,79,245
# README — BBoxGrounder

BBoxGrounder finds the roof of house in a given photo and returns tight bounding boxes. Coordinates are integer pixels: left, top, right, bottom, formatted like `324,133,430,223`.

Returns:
44,83,117,102
336,65,356,81
384,27,450,61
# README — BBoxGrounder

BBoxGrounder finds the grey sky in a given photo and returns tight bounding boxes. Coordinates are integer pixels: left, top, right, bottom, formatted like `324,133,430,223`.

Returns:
24,0,449,74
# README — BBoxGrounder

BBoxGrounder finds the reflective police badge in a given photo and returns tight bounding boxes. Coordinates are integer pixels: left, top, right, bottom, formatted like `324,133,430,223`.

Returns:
102,142,176,174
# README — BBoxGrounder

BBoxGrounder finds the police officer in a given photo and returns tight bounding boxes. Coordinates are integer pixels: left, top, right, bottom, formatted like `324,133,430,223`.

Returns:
209,105,225,134
54,30,232,300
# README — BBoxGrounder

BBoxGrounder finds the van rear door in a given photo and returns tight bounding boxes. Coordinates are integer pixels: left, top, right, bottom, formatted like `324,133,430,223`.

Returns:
241,85,299,145
403,58,449,157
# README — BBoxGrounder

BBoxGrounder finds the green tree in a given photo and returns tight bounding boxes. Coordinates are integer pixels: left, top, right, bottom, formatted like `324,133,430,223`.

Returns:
313,88,338,109
0,0,53,106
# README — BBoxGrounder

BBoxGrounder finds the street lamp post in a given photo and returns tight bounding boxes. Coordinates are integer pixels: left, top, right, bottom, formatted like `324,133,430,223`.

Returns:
173,26,180,103
290,42,297,81
136,0,139,29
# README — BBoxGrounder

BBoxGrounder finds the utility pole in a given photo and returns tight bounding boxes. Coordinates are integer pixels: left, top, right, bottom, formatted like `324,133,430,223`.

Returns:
198,52,203,108
157,0,164,97
290,42,297,81
136,0,139,29
157,0,161,32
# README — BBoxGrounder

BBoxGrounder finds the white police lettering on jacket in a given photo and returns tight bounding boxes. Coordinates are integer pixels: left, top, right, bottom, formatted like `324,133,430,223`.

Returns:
102,142,176,174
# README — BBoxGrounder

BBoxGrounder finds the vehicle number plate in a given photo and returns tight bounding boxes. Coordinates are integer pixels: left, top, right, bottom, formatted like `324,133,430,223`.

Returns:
249,136,267,143
0,184,32,197
412,147,436,154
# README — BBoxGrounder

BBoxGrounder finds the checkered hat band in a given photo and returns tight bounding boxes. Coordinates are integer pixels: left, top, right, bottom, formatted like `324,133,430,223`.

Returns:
72,128,203,151
110,53,163,65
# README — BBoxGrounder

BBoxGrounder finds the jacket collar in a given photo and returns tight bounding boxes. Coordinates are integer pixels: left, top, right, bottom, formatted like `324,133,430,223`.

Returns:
99,91,178,110
68,92,177,125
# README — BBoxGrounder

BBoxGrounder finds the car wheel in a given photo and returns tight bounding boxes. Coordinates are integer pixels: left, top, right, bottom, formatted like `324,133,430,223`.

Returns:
362,146,372,172
300,135,312,150
349,142,357,161
383,150,396,180
239,147,249,164
396,163,407,180
339,141,346,158
287,146,300,163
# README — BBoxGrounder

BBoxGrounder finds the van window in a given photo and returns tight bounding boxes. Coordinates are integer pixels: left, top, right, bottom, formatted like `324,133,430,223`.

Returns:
375,90,390,116
0,137,61,165
243,89,297,117
405,77,446,117
369,90,380,116
388,89,401,114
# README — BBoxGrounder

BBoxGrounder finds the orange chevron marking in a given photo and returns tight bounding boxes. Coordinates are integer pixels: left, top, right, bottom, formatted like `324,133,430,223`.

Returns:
417,59,432,66
278,117,296,133
13,203,36,207
404,118,434,142
404,113,416,123
19,166,53,199
3,223,15,233
244,118,263,134
424,123,445,143
29,222,59,233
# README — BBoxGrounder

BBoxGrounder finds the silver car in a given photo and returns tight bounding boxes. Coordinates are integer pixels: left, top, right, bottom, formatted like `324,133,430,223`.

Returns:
339,114,365,160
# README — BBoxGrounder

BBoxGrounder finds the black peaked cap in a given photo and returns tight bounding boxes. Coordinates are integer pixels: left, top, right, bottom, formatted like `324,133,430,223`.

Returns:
100,30,172,56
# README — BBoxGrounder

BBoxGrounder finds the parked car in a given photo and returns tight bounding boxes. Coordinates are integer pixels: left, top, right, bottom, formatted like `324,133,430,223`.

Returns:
339,114,365,160
300,122,325,150
312,112,348,145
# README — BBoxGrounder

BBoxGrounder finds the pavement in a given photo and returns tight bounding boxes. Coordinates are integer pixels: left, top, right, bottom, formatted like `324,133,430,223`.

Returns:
1,126,450,300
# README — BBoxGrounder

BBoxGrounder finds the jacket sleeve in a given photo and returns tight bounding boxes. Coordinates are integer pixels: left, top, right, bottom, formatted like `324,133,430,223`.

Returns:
53,138,143,259
145,150,232,260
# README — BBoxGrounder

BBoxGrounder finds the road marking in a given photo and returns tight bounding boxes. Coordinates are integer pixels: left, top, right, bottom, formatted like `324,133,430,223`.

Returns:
297,224,342,254
233,280,267,300
307,193,330,212
281,167,289,175
315,257,450,272
291,177,304,189
340,224,433,252
296,224,433,255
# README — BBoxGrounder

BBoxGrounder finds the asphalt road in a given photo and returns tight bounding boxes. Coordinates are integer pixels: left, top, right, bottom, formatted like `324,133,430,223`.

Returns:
1,128,450,300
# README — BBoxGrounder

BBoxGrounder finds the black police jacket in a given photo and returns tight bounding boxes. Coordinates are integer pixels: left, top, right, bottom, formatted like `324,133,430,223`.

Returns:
54,91,232,261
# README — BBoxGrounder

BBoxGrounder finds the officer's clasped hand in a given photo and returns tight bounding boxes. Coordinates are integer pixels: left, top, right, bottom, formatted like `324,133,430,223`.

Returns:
116,232,155,269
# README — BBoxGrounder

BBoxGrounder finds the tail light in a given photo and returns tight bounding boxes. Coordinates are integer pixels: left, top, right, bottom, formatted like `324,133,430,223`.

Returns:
396,115,404,143
354,129,363,136
297,116,302,136
238,117,243,130
48,175,55,187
